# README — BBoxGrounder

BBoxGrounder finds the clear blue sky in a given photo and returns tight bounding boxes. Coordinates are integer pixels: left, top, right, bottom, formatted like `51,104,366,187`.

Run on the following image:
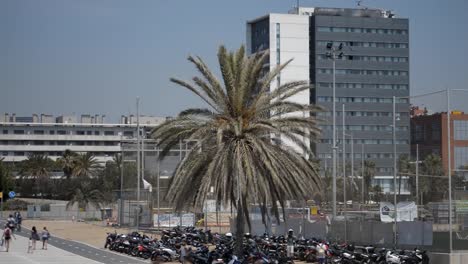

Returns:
1,0,467,121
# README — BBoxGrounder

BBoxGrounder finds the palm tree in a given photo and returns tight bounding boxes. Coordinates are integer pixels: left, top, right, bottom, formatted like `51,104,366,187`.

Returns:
19,154,55,198
72,153,100,178
67,180,105,220
397,154,413,198
363,160,376,203
57,149,77,179
0,158,13,195
152,45,322,255
420,154,446,203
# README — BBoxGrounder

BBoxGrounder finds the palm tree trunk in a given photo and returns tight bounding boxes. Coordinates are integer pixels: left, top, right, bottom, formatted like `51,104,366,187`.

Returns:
235,202,244,258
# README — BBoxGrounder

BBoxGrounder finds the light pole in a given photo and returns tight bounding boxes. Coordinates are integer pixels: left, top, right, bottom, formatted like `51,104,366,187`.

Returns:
119,133,124,226
326,42,344,219
409,144,422,206
136,97,141,230
342,103,347,243
156,147,161,230
361,144,364,204
392,96,398,246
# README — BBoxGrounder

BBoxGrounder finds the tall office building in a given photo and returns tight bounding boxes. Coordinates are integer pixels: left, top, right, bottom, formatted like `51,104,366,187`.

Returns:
247,7,410,193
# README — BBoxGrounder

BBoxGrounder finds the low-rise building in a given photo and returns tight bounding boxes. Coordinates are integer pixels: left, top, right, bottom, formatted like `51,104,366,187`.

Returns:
0,113,165,164
411,110,468,178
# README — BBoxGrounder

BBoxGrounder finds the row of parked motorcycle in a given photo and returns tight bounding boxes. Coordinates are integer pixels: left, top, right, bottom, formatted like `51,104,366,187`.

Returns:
104,226,430,263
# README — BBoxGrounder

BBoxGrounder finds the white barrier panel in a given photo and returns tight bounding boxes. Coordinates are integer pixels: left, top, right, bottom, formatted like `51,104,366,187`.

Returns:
153,213,194,227
380,201,418,222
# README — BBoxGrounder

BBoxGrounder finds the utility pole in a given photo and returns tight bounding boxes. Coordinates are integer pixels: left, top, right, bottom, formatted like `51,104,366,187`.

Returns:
120,133,124,226
326,42,344,219
342,104,347,243
416,144,419,205
409,144,422,205
392,96,398,246
447,87,453,253
361,144,364,204
136,97,141,230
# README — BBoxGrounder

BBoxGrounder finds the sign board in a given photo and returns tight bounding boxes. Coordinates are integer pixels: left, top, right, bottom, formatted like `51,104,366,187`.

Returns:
8,191,15,198
0,192,3,199
380,201,417,222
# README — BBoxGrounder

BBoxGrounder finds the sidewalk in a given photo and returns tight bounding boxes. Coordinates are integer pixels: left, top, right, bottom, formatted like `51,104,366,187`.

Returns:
0,235,102,264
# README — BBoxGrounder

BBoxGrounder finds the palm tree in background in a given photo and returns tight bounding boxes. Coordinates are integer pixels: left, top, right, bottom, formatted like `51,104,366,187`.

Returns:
397,154,413,198
19,154,55,198
67,180,105,220
57,149,77,179
152,45,322,255
0,158,13,195
363,160,376,203
420,154,447,203
72,153,100,178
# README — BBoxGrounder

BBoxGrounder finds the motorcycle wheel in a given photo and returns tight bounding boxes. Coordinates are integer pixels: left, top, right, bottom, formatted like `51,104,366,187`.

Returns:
141,252,151,259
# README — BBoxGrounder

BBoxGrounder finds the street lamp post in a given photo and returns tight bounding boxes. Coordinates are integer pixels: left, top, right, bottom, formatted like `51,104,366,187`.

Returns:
361,144,364,204
119,133,124,226
409,144,422,207
136,97,141,230
392,96,398,246
342,104,347,242
326,42,344,219
446,87,452,253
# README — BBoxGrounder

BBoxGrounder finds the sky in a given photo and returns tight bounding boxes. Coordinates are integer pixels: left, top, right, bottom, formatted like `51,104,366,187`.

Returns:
1,0,468,121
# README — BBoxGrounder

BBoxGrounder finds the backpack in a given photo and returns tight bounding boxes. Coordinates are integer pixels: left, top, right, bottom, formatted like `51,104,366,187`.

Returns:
4,229,11,238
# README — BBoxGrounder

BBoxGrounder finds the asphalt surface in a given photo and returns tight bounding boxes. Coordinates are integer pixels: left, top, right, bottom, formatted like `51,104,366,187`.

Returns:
1,221,148,264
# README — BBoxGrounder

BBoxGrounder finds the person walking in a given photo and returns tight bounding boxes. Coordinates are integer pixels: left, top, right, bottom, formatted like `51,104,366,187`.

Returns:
15,211,23,232
2,224,15,252
41,227,50,250
6,214,16,231
30,226,40,250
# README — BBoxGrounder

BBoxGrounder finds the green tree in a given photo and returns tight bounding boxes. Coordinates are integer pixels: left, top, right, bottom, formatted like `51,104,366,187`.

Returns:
0,158,13,197
397,154,414,198
57,149,77,179
362,160,376,203
67,180,105,220
152,45,322,255
72,153,100,178
370,185,384,203
18,154,55,198
420,154,447,203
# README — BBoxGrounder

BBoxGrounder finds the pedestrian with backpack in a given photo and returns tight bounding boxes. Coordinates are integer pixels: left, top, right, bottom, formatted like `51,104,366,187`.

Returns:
2,224,16,252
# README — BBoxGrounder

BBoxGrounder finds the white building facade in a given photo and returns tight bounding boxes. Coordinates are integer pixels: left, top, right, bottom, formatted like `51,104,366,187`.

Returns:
0,113,164,164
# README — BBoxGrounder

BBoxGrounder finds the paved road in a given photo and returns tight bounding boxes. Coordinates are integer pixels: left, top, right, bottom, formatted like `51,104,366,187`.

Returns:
1,221,148,264
1,233,102,264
